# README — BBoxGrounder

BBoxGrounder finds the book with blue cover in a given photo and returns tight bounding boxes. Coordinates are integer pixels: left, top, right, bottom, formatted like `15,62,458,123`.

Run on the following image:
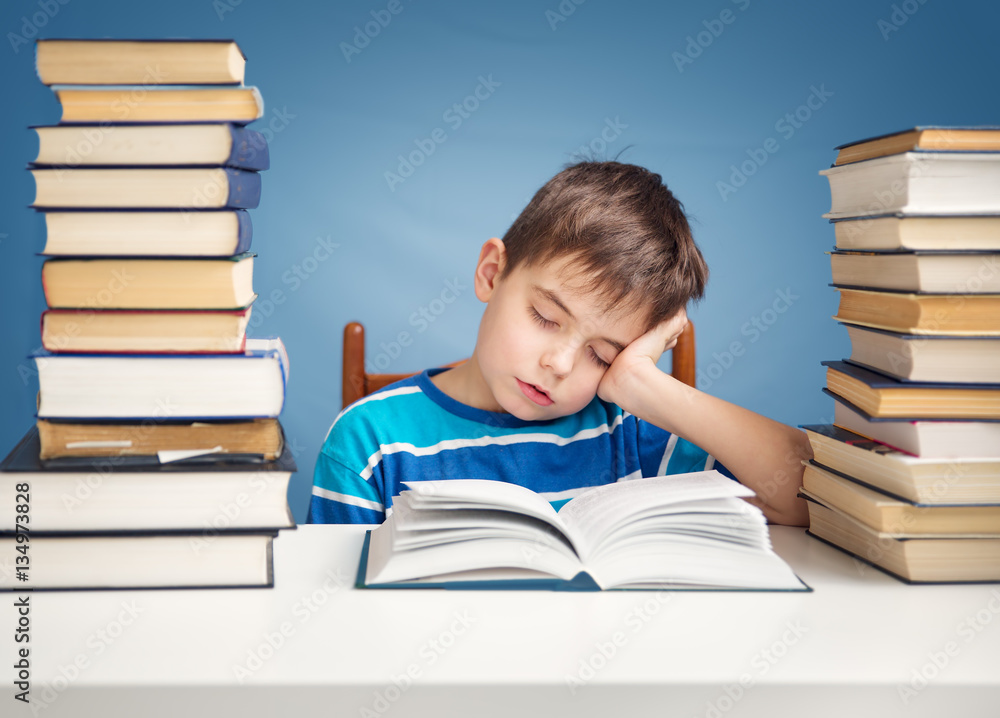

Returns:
30,166,262,209
40,209,253,257
31,123,269,171
356,473,809,592
33,337,289,420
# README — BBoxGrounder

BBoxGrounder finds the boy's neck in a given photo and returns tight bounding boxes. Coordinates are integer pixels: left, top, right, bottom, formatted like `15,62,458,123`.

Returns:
429,357,505,414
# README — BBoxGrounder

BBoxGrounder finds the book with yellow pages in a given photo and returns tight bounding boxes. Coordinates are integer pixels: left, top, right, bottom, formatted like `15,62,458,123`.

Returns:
833,126,1000,166
31,167,261,209
42,254,255,310
358,472,809,592
36,417,283,461
830,250,1000,293
35,39,247,85
801,425,1000,505
822,360,1000,419
832,214,1000,251
801,462,1000,536
805,496,1000,584
840,324,1000,383
41,308,252,353
833,287,1000,335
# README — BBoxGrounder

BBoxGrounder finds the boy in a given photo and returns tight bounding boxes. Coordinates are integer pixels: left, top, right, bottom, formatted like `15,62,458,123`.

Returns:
308,161,811,526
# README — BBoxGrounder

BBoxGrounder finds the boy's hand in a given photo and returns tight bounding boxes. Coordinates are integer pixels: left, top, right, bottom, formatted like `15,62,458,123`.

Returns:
597,309,688,408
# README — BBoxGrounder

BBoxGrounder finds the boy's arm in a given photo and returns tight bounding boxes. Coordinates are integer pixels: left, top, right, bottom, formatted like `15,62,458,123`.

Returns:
599,312,812,526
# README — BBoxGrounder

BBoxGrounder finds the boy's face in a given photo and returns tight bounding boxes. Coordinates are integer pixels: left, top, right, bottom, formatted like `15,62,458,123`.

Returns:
466,239,647,421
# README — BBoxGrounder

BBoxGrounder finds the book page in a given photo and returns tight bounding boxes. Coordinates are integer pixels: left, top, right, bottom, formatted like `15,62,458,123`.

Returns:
558,471,755,559
401,479,568,529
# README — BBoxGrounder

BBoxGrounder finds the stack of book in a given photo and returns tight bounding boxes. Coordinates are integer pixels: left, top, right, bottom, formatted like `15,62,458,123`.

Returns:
803,127,1000,583
0,39,295,591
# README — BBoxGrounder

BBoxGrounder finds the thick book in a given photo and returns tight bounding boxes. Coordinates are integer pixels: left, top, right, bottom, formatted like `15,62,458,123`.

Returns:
820,152,1000,219
832,214,1000,251
805,497,1000,584
833,287,1000,335
41,210,252,257
822,360,1000,419
41,307,252,353
358,473,808,592
42,254,255,310
52,85,264,124
0,424,294,531
34,337,288,420
0,531,278,590
31,167,261,209
801,462,1000,535
35,417,284,461
35,39,246,85
833,126,1000,166
801,425,1000,504
32,124,269,170
841,324,1000,383
830,250,1000,293
827,389,1000,459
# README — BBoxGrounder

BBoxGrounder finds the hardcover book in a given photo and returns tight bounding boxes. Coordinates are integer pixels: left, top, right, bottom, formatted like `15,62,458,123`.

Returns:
833,287,1000,335
35,39,247,85
820,152,1000,219
358,473,808,592
31,167,261,209
827,389,1000,459
32,124,269,170
801,425,1000,504
832,214,1000,252
34,337,289,420
0,424,295,531
42,253,255,310
805,497,1000,584
840,324,1000,383
829,250,1000,293
41,307,252,354
833,126,1000,166
0,530,279,590
801,462,1000,535
822,360,1000,419
40,210,253,257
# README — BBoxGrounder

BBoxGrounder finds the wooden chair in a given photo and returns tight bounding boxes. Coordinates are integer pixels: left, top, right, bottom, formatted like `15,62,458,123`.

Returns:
342,320,696,408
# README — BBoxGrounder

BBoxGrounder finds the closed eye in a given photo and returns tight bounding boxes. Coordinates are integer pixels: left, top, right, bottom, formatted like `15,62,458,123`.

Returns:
529,306,557,329
588,347,610,369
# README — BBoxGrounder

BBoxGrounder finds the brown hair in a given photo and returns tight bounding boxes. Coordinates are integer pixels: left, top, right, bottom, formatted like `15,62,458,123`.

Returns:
499,161,708,330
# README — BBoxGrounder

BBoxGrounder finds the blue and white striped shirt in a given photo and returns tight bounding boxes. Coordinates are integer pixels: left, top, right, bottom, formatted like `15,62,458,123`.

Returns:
307,368,734,524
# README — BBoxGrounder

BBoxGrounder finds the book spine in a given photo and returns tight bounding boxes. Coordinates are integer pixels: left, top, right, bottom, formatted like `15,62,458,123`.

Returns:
227,126,269,171
225,169,261,209
234,210,253,254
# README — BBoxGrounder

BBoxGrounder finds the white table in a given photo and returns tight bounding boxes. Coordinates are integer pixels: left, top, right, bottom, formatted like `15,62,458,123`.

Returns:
3,525,998,717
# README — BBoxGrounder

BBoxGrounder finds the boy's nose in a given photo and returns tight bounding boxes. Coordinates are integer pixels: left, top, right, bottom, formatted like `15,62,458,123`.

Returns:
540,341,575,378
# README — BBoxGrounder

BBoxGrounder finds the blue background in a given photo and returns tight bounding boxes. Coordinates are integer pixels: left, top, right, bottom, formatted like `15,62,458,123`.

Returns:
1,0,996,522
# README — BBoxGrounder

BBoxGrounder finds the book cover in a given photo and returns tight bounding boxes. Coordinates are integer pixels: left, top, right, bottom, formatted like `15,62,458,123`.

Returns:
355,531,810,592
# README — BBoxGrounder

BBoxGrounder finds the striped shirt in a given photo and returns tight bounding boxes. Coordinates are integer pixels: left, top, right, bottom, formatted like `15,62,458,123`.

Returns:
306,368,734,524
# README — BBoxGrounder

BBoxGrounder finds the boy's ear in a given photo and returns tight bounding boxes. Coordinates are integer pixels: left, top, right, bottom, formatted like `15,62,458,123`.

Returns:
474,238,506,302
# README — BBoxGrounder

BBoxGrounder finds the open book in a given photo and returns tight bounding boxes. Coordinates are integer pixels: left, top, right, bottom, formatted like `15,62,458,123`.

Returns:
358,471,809,591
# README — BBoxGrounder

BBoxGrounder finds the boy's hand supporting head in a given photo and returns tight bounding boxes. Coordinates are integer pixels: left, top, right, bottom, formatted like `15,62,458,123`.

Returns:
597,308,689,409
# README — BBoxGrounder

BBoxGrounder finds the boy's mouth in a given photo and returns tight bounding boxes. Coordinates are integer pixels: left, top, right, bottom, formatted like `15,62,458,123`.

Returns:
517,379,553,406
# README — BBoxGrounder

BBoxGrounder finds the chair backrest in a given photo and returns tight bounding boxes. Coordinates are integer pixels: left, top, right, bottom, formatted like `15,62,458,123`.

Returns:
342,320,696,409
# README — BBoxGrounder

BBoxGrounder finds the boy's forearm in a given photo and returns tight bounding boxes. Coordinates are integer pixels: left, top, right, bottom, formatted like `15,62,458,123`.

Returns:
610,362,812,526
